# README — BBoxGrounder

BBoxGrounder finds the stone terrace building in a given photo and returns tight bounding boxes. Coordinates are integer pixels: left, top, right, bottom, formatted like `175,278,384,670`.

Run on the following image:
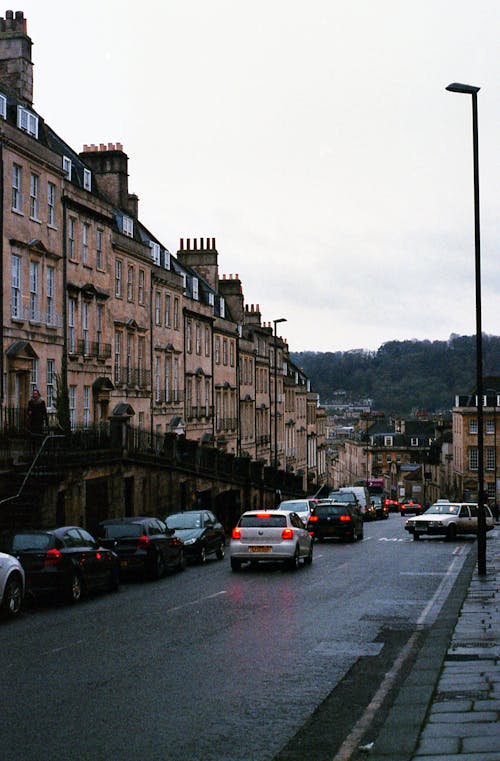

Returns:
0,11,324,527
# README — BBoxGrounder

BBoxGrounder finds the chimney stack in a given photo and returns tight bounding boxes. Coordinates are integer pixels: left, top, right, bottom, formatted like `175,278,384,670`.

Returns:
0,10,33,106
78,143,138,217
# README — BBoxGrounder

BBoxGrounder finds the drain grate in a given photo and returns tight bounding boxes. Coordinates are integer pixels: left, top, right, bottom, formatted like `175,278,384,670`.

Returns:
435,689,489,700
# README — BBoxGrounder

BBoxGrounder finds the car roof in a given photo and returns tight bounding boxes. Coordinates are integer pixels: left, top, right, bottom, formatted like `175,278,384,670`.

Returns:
99,516,160,525
240,509,289,516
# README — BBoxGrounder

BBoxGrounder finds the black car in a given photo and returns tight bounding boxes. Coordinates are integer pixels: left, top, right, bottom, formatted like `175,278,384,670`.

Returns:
0,526,119,603
307,503,364,542
97,517,185,580
165,510,226,563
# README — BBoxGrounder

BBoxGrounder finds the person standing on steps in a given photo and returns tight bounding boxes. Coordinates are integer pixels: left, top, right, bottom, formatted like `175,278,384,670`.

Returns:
27,388,48,453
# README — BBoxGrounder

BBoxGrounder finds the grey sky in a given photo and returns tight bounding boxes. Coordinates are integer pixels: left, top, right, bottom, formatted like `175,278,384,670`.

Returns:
19,0,500,351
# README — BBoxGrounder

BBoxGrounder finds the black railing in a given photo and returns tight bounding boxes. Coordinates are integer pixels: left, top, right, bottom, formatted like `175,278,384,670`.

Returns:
77,340,112,359
114,366,151,389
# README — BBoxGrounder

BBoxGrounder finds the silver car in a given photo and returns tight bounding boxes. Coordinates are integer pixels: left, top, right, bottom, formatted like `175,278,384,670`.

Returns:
405,501,494,541
230,510,313,571
276,498,317,526
0,551,25,619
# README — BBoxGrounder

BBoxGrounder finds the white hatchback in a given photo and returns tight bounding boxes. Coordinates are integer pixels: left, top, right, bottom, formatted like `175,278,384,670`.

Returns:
0,552,25,619
230,510,313,571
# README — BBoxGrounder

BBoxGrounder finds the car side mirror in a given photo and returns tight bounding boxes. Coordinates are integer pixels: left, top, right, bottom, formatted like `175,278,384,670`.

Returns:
166,527,175,537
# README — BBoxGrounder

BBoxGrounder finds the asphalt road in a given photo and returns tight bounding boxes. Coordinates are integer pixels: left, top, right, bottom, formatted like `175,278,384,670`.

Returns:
0,514,475,761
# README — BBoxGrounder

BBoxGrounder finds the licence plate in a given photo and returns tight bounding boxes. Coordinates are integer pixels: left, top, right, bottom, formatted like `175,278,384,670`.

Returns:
120,559,129,568
414,526,425,532
249,546,272,553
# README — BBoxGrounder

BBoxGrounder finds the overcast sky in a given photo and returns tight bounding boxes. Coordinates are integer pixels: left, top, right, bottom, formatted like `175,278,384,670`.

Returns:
17,0,500,352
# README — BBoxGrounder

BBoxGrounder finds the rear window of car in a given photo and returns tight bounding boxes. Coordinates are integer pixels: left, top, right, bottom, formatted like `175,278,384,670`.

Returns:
314,506,347,518
240,514,287,528
100,523,143,539
279,501,307,512
10,533,53,551
166,513,202,529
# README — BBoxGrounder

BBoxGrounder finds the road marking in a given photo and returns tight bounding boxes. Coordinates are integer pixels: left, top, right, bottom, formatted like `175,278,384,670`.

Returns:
165,590,227,613
400,571,448,576
330,550,467,761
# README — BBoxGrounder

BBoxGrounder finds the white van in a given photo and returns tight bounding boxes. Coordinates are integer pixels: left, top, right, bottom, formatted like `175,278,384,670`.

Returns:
339,485,374,521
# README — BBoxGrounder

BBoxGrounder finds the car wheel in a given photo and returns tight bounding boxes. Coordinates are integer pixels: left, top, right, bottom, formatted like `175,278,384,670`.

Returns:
151,552,166,580
286,546,300,571
108,568,120,592
413,533,420,541
358,527,364,540
2,573,23,618
66,572,83,604
176,550,186,572
199,546,207,564
215,541,225,560
230,558,241,572
304,544,313,565
447,524,457,541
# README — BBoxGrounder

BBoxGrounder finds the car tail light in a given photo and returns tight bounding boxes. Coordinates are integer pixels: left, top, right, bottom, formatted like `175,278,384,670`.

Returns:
339,515,351,522
232,527,241,540
281,528,294,540
137,535,151,549
256,513,271,518
44,548,62,566
308,515,319,522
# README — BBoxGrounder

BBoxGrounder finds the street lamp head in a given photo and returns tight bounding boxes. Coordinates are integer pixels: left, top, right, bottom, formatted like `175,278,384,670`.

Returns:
273,318,287,325
446,82,480,95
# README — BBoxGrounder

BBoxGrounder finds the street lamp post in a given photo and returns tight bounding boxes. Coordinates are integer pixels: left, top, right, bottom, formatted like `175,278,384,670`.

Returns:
446,82,486,575
273,318,286,470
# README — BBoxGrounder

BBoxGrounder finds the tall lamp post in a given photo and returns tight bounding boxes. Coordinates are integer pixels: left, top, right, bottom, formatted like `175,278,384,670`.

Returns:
446,82,486,575
273,318,286,470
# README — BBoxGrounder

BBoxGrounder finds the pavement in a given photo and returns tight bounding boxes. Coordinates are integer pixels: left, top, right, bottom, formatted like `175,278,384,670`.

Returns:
368,528,500,761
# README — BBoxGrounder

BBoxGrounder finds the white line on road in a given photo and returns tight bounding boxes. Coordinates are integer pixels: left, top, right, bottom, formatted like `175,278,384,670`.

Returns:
330,549,469,761
165,590,227,613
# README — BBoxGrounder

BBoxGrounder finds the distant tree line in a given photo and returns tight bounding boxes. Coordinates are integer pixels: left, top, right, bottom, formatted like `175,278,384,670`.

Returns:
291,334,500,415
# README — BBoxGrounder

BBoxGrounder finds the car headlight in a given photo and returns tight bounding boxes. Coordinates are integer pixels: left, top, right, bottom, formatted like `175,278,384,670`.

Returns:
183,537,197,545
406,520,414,527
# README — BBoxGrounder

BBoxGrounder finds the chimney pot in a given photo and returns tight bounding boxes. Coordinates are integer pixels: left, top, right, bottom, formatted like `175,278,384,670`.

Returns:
180,238,184,250
200,237,204,249
116,142,123,151
99,143,106,151
108,142,115,151
194,239,198,251
187,239,191,250
212,238,216,249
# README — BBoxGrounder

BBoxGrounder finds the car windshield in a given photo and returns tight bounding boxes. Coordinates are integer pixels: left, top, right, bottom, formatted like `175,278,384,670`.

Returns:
10,533,53,551
279,502,307,513
100,524,143,539
426,505,460,516
166,513,202,529
240,514,287,528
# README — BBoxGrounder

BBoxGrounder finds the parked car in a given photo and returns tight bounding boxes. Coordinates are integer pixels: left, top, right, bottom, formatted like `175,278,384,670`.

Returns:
165,510,225,563
0,551,24,619
277,498,318,526
230,510,313,571
0,527,119,603
400,499,424,516
307,502,364,542
98,517,185,579
405,502,495,541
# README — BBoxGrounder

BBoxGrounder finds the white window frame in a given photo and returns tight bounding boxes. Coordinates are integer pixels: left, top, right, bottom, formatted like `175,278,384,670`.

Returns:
68,297,76,353
29,173,39,219
12,164,22,212
30,359,39,395
138,269,145,304
150,241,160,265
83,386,91,427
46,359,56,410
469,447,478,471
127,265,134,301
164,293,171,327
122,215,133,237
11,254,21,318
0,93,6,119
114,332,122,384
62,156,72,180
47,181,56,226
192,277,199,300
46,265,55,325
96,229,103,269
69,385,76,430
29,260,39,321
469,419,478,434
115,259,122,297
82,222,90,264
17,106,38,138
486,447,495,471
220,297,225,318
155,292,161,325
83,168,91,191
384,436,393,447
68,217,76,259
82,301,89,355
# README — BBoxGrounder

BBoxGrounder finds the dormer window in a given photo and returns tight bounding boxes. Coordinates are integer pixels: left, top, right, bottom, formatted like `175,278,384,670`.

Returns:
384,436,393,447
18,106,38,138
181,273,187,292
208,293,215,307
83,168,91,191
220,297,225,318
0,93,6,120
410,437,418,446
163,250,170,270
192,277,199,300
62,156,72,180
122,215,133,237
150,241,160,264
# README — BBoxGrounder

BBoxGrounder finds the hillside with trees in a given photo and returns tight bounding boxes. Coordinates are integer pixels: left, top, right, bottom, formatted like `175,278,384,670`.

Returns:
291,334,500,414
